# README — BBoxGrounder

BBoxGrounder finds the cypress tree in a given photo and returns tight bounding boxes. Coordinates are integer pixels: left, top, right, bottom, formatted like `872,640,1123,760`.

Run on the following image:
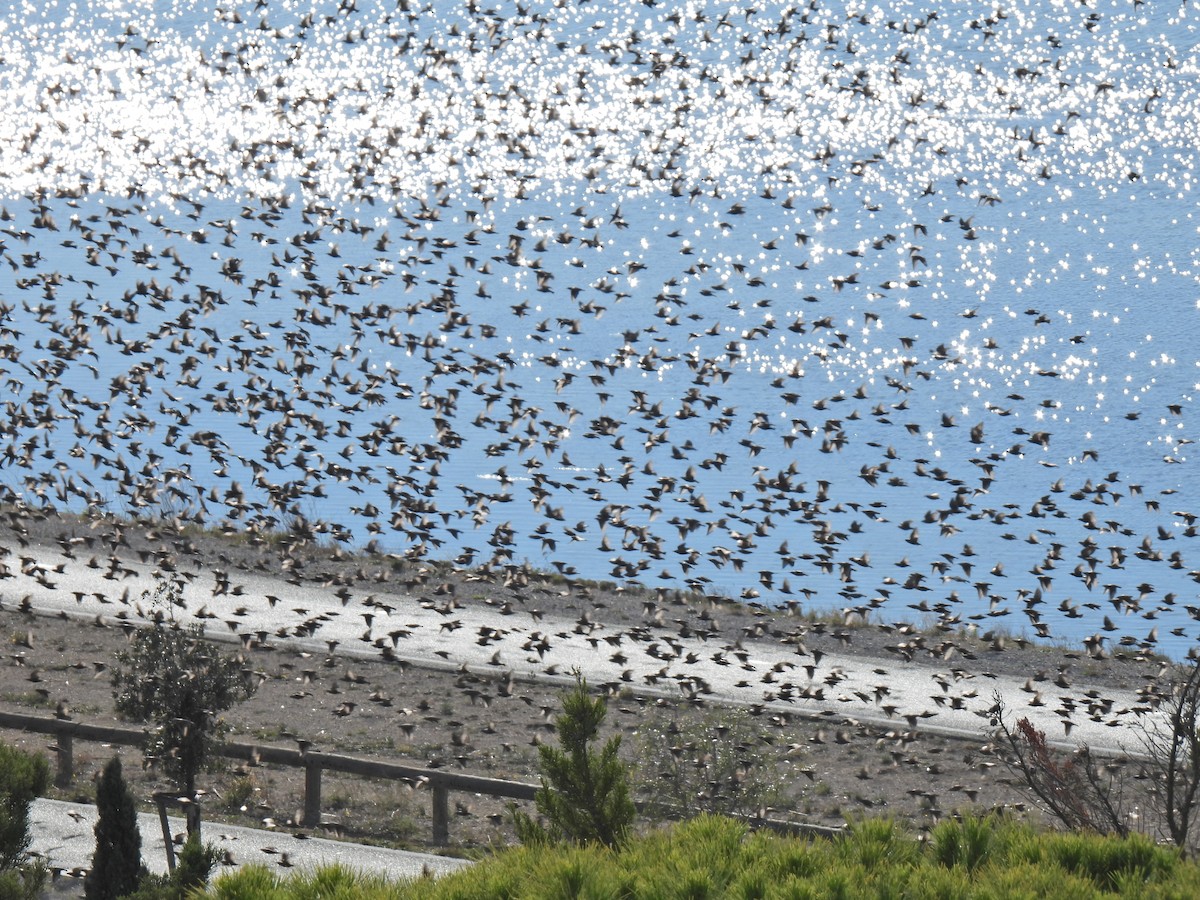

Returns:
85,757,143,900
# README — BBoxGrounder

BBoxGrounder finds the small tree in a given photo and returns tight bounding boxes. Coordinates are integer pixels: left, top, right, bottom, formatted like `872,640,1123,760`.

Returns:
121,834,223,900
0,740,49,900
633,706,795,821
990,693,1129,838
996,654,1200,855
86,757,144,900
0,861,47,900
1138,655,1200,853
111,577,256,796
514,674,635,849
0,741,50,872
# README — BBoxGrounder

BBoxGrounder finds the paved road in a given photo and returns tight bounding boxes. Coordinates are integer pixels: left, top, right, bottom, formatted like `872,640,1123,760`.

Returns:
0,537,1164,754
30,797,471,883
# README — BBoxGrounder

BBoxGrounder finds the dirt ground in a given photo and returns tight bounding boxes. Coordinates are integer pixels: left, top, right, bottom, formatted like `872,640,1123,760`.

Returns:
0,511,1172,874
0,608,1156,860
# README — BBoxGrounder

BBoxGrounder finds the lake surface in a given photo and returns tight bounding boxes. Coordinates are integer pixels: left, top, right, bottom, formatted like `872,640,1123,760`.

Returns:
0,0,1197,655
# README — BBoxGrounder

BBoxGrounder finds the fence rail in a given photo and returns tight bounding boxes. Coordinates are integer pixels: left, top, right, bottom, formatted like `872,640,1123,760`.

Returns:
0,708,535,845
0,708,840,845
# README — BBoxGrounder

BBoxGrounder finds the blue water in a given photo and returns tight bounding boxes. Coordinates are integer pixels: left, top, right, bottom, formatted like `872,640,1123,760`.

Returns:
0,0,1198,655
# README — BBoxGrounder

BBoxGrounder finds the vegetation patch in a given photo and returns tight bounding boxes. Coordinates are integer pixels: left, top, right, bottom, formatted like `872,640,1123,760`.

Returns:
204,814,1200,899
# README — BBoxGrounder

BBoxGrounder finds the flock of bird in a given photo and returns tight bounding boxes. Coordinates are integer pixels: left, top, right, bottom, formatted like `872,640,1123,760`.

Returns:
0,0,1195,726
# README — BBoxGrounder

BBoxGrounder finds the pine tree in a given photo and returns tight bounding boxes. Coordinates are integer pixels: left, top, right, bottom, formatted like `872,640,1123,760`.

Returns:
515,674,635,849
172,833,219,895
119,834,222,900
85,757,143,900
0,741,49,872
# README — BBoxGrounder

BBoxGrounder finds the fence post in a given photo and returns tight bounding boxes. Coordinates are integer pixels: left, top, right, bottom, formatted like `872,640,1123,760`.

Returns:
54,733,73,788
154,794,177,873
431,784,449,845
303,758,322,827
185,796,201,841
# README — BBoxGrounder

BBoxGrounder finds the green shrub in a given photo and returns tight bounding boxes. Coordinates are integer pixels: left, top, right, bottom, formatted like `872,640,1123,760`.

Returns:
971,861,1100,900
930,815,1013,874
125,834,223,900
764,843,822,883
205,864,284,900
0,741,50,872
200,813,1200,899
836,817,919,871
1033,830,1173,893
534,850,624,900
243,864,410,900
0,859,47,900
633,706,794,822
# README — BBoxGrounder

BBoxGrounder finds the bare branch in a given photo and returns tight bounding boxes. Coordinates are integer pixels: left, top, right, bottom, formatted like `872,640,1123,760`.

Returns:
1136,657,1200,853
990,692,1128,838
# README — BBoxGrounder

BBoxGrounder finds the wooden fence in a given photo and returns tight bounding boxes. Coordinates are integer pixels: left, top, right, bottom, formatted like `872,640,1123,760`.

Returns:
0,709,841,845
0,709,535,845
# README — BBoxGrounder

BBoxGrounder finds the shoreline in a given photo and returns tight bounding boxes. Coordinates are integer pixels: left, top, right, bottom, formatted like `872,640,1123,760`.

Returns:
0,503,1174,692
